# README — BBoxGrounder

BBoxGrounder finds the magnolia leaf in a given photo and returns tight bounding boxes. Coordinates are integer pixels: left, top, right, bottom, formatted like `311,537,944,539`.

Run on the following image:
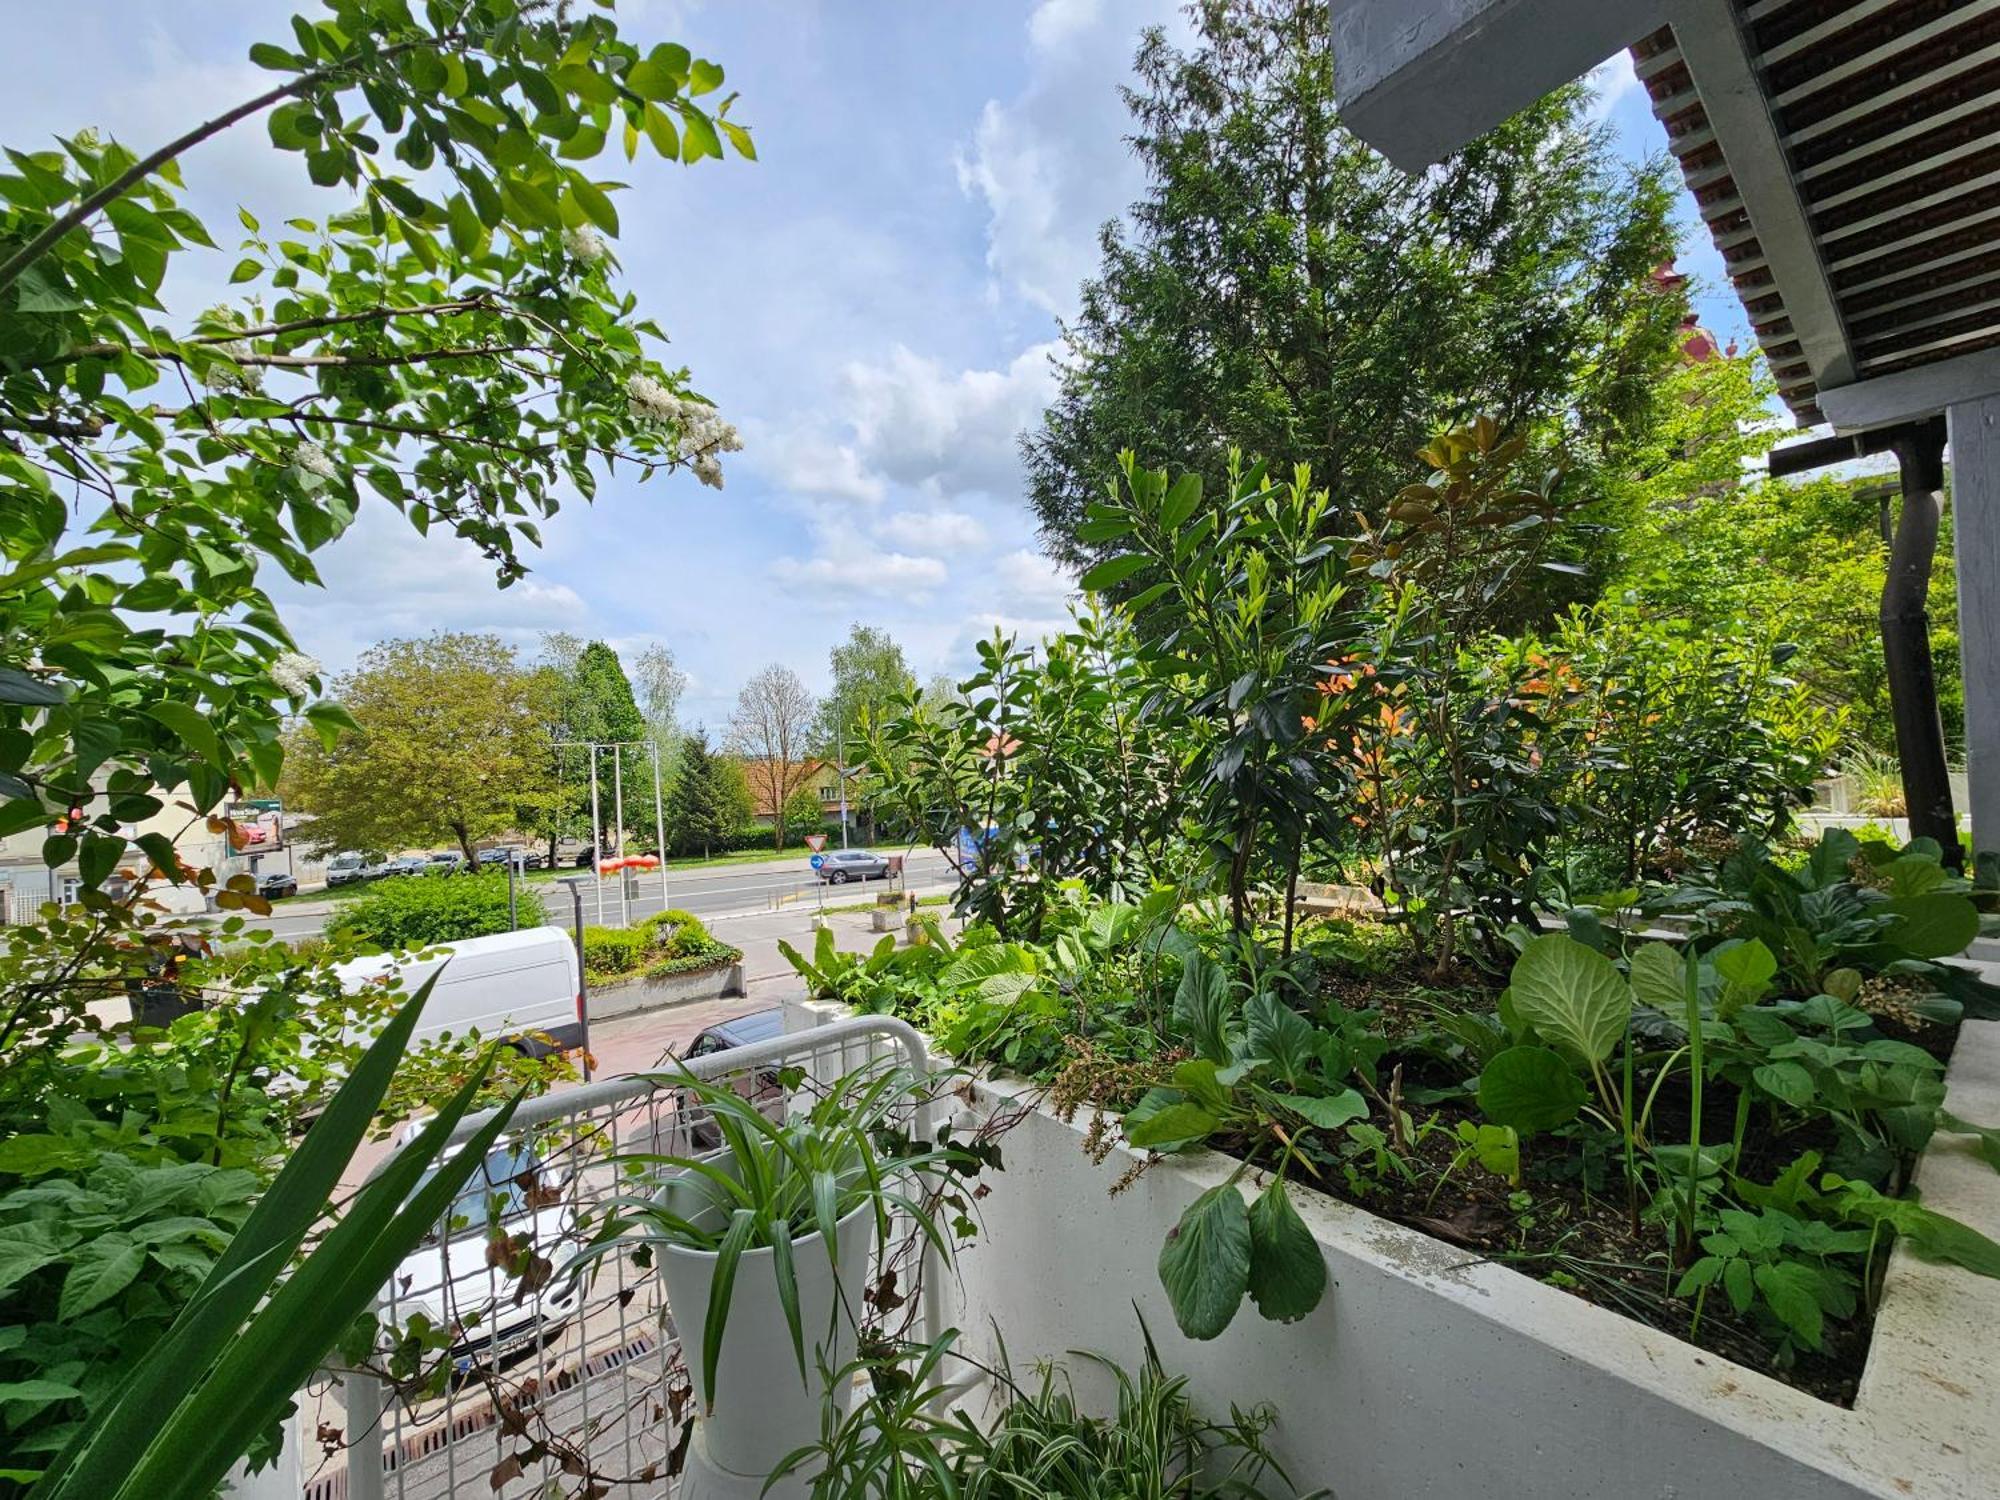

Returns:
1885,893,1979,961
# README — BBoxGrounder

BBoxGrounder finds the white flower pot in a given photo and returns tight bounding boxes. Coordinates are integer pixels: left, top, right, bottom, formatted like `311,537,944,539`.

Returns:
655,1170,874,1481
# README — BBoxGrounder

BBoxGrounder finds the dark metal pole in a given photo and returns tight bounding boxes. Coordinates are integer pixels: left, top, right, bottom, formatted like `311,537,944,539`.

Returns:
558,875,592,1080
506,852,518,931
1883,418,1961,867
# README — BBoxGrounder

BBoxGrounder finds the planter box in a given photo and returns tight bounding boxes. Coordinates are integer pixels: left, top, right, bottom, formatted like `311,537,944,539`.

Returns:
589,960,743,1020
784,997,2000,1499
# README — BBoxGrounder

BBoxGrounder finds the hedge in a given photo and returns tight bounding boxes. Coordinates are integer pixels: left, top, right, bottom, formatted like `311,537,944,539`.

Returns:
327,871,541,948
583,908,739,981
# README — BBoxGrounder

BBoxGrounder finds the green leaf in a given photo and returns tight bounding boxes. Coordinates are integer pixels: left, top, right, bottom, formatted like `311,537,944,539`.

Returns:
1126,1102,1219,1150
1885,893,1980,960
1753,1261,1824,1349
689,58,724,95
1172,953,1233,1064
1752,1061,1815,1108
1158,1184,1250,1341
626,58,680,100
1160,472,1203,531
568,176,619,235
1246,1179,1324,1323
1477,1045,1585,1135
226,257,262,284
1507,934,1632,1067
1723,1255,1754,1313
144,701,222,767
58,1234,145,1319
1939,1111,2000,1174
0,667,66,705
1627,942,1685,1012
446,194,485,257
1079,554,1150,593
0,1223,63,1292
0,1379,82,1406
1288,1090,1368,1131
1241,991,1314,1084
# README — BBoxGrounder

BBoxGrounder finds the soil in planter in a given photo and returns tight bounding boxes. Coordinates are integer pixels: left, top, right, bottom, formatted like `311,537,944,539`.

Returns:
1269,966,1962,1408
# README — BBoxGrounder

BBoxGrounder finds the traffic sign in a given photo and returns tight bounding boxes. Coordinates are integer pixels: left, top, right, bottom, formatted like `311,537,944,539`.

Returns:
804,833,827,852
809,854,826,870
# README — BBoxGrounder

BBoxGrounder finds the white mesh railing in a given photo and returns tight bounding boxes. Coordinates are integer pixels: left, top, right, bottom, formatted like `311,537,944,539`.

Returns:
302,1015,933,1500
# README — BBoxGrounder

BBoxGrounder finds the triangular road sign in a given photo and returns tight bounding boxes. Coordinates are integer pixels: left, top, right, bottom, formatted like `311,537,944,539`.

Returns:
804,834,828,852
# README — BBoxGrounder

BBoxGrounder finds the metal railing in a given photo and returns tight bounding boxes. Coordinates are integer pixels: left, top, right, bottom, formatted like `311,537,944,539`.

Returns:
310,1016,933,1500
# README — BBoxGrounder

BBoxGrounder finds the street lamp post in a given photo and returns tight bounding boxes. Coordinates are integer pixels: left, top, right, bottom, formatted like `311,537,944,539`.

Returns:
557,875,592,1081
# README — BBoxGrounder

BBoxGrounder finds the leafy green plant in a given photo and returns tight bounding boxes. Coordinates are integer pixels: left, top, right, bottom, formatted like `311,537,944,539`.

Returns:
585,1060,979,1412
1124,953,1377,1338
21,974,519,1500
327,870,539,949
775,1324,1315,1500
581,924,644,977
1673,1206,1869,1355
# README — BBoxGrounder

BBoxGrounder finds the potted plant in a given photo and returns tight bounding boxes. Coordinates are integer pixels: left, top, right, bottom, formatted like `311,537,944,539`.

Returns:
589,1058,976,1488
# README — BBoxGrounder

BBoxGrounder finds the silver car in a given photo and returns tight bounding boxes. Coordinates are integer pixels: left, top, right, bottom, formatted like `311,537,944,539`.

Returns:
815,848,890,884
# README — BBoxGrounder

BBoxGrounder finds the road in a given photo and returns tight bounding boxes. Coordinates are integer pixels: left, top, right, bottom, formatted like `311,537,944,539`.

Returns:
249,847,960,946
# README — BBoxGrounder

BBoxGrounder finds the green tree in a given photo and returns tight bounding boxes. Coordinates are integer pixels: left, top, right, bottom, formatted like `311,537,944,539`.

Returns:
781,782,829,848
1024,0,1680,590
0,5,752,896
816,624,915,757
286,633,552,861
666,729,734,858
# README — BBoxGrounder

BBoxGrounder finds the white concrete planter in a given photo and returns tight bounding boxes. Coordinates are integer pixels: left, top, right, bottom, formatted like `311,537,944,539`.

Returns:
589,960,743,1020
786,997,2000,1500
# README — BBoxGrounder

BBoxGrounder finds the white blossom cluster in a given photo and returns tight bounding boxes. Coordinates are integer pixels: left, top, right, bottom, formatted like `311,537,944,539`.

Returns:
199,306,262,394
562,224,608,264
271,652,320,698
624,373,744,490
289,441,339,483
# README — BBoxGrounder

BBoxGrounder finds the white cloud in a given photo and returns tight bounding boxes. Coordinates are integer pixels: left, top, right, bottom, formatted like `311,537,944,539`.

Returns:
770,547,948,600
873,508,989,555
955,0,1179,317
842,341,1060,500
1587,52,1642,122
754,427,887,505
993,548,1074,608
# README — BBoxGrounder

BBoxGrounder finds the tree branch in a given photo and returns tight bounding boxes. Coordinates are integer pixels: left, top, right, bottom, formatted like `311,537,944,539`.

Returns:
0,32,468,296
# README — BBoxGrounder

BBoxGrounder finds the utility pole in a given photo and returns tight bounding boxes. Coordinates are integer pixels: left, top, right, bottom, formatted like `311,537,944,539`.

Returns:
612,742,628,927
556,875,592,1081
650,739,669,912
587,748,603,925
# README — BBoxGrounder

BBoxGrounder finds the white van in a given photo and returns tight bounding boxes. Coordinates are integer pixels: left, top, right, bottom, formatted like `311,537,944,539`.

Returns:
333,927,586,1057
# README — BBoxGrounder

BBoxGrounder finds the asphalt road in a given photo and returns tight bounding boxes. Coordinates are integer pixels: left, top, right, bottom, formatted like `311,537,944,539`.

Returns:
250,847,959,945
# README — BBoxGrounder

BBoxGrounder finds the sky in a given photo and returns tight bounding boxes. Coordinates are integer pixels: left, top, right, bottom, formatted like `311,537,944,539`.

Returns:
0,3,1756,735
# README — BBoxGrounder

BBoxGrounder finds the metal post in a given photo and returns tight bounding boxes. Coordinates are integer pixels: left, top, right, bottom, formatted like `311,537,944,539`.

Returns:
507,852,518,931
588,748,603,926
614,743,630,928
558,876,592,1081
650,739,669,913
839,725,850,850
1883,418,1961,866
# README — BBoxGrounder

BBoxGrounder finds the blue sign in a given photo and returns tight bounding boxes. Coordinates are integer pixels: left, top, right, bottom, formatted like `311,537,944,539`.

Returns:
809,854,825,870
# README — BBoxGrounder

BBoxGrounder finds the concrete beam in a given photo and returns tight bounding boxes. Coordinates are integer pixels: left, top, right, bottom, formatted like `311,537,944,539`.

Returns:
1329,0,1664,170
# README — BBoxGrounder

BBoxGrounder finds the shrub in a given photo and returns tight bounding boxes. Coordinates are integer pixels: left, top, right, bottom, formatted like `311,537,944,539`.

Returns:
581,925,645,978
326,871,539,949
645,942,742,979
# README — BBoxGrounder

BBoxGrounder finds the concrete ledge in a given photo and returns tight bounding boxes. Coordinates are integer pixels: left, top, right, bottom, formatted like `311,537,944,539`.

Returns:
786,998,2000,1499
588,961,743,1021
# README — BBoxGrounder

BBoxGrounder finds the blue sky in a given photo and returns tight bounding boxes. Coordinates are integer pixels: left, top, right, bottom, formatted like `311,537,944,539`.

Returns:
3,3,1756,733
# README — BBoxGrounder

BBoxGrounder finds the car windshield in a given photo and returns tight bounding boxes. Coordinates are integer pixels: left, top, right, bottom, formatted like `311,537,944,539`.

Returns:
417,1142,541,1244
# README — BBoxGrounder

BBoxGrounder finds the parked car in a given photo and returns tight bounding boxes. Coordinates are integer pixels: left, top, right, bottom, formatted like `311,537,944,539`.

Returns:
333,927,586,1057
815,848,890,884
426,851,466,874
519,849,547,870
381,855,429,878
476,847,520,867
384,1132,584,1369
574,845,595,868
324,851,369,887
256,870,299,900
675,1007,787,1148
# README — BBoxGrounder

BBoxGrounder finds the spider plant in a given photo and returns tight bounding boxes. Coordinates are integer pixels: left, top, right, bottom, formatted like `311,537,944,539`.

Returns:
588,1058,976,1413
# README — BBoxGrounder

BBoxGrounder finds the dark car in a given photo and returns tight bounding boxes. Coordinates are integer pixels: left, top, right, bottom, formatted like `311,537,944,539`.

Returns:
520,849,548,870
675,1008,786,1149
256,870,299,900
815,848,891,884
425,852,466,874
574,846,595,868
